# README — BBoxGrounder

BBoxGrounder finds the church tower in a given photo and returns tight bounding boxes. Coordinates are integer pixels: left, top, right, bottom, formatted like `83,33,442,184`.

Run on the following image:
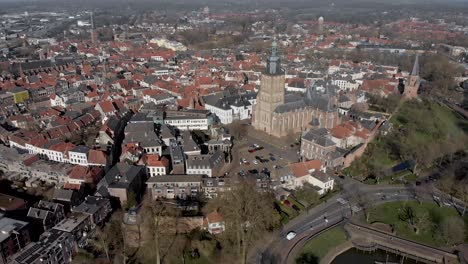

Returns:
403,55,421,100
252,41,286,134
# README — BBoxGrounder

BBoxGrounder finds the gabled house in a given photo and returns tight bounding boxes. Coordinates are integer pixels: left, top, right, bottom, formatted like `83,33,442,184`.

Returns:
72,196,112,226
95,100,117,121
140,154,170,177
27,200,65,234
204,211,225,235
288,160,334,195
185,150,224,177
95,163,145,206
123,122,162,156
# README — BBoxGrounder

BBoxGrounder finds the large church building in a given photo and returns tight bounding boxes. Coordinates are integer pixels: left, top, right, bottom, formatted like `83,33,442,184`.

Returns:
252,42,340,138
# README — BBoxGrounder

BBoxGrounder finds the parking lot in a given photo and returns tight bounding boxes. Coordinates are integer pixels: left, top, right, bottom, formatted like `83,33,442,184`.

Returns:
221,124,302,178
231,143,294,177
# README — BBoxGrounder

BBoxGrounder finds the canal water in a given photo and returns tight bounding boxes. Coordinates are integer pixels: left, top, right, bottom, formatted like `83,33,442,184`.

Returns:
331,248,419,264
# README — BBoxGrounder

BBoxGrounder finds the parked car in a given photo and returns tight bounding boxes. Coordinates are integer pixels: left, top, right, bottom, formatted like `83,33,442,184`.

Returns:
248,146,264,153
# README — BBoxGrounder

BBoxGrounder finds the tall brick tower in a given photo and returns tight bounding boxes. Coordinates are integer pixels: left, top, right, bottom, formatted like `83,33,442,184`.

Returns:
403,55,421,100
252,41,285,134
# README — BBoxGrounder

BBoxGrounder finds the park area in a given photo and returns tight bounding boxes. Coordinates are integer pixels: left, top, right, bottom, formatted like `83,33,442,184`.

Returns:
368,201,467,247
296,226,348,264
345,100,468,181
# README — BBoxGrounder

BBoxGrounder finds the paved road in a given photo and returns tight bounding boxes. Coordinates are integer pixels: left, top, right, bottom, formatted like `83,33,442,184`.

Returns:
253,177,466,264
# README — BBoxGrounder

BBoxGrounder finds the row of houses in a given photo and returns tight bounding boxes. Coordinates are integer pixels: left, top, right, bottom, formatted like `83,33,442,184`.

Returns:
9,137,108,168
0,194,112,264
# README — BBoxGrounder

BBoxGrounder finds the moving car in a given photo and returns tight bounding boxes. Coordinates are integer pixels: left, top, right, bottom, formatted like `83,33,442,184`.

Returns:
286,231,296,240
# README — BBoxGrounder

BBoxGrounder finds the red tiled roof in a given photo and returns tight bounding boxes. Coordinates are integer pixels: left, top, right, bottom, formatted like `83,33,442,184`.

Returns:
289,160,322,178
68,165,88,180
88,149,107,165
97,101,116,113
49,142,75,153
64,183,81,190
331,126,353,139
23,155,39,166
207,211,223,224
144,154,169,168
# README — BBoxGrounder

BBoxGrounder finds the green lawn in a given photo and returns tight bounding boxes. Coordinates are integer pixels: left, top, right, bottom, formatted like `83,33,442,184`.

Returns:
288,197,306,211
296,226,347,263
368,201,463,247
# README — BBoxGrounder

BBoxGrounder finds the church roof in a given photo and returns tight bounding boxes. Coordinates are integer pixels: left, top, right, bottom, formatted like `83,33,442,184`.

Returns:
274,88,334,114
274,100,307,113
302,128,336,147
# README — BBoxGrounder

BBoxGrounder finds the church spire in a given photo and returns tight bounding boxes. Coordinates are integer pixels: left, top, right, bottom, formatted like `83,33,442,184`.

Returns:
411,54,419,76
266,39,281,75
271,40,278,57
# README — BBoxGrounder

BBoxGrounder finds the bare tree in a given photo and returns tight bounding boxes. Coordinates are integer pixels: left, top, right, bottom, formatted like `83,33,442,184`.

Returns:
228,121,247,142
438,171,457,200
206,179,280,264
141,195,178,264
89,211,125,263
355,191,371,222
89,228,111,263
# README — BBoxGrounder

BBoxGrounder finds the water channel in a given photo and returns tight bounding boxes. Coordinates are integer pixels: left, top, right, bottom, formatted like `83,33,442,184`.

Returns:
331,248,419,264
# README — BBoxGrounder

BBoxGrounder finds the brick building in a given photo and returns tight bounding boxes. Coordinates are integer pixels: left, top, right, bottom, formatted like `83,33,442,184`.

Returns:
252,42,340,138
